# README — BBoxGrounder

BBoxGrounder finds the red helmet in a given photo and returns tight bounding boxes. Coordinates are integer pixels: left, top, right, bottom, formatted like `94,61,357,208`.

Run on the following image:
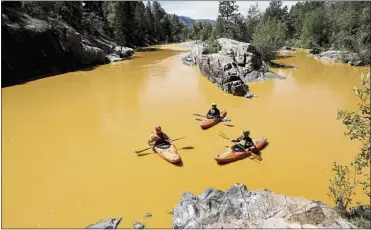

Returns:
155,126,161,131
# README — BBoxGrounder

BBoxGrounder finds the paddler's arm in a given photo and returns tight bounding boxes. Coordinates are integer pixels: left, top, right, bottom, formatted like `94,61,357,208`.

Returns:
164,133,171,142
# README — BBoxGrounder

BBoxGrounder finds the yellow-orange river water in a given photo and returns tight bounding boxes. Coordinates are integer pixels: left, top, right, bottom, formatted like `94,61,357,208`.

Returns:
2,45,369,228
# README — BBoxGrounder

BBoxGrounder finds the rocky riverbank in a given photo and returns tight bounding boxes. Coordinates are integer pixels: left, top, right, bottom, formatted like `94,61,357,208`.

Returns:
85,183,368,229
308,49,365,66
2,8,134,87
181,38,285,98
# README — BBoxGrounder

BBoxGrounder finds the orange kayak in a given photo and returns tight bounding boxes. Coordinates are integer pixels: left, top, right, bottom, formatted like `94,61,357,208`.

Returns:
214,138,268,163
200,110,227,130
154,143,181,164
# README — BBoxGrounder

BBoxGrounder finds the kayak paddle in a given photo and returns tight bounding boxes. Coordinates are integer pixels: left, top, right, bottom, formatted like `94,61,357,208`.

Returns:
135,136,186,154
218,131,260,159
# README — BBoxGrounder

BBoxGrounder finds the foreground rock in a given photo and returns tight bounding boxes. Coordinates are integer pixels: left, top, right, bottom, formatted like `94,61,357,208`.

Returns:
309,50,364,66
181,38,283,97
172,183,355,228
2,9,133,87
87,218,122,229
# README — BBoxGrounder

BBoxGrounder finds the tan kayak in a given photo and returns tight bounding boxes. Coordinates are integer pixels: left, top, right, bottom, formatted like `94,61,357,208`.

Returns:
148,132,181,164
153,143,181,163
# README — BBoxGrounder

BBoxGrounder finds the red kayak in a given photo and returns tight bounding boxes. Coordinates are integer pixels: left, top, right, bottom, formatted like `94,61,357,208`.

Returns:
214,138,268,163
200,110,227,130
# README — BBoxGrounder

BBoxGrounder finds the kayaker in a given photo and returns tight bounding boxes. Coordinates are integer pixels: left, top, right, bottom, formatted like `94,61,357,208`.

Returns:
206,103,221,119
148,126,171,149
231,130,256,151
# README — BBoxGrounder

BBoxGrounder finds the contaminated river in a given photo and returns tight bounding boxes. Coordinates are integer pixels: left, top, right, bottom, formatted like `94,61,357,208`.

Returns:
2,45,369,228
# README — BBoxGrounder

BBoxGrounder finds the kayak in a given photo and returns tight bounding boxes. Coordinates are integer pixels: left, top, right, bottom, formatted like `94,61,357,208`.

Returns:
153,143,181,164
200,110,227,130
214,138,268,163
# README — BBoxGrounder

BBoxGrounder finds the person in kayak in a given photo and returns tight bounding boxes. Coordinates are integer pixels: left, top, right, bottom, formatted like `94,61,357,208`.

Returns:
231,130,256,151
148,126,171,149
206,103,221,119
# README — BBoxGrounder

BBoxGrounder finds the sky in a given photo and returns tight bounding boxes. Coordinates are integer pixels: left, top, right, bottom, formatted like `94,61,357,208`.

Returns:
157,1,298,20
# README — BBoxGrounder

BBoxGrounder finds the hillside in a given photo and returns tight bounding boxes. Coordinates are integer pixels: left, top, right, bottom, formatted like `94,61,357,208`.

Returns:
179,16,216,28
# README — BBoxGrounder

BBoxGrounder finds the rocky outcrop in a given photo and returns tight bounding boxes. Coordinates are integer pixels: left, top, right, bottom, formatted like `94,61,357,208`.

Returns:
2,9,133,87
172,183,356,229
309,50,364,66
181,38,281,98
86,218,122,229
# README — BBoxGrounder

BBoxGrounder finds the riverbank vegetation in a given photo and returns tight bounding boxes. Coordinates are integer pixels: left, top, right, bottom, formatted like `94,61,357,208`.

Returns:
328,71,370,228
189,1,370,64
2,1,189,48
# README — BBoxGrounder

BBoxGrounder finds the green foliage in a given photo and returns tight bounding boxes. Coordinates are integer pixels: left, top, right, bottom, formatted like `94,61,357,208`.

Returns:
17,1,188,47
300,9,330,48
244,3,261,41
328,162,356,212
252,18,286,61
216,1,240,39
189,21,213,41
329,71,371,213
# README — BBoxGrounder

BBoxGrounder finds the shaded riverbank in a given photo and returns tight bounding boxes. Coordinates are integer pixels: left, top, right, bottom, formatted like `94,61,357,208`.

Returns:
2,47,368,228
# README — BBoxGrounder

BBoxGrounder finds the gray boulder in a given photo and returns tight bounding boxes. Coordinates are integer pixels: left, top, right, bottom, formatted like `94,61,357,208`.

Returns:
181,38,275,97
133,222,145,229
172,184,355,229
86,218,122,229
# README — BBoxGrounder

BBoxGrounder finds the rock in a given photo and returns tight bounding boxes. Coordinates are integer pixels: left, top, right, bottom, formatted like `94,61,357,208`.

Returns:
106,54,124,63
133,222,145,229
181,38,270,98
348,60,364,66
279,46,295,52
349,205,371,221
86,218,122,229
309,49,364,66
172,183,354,229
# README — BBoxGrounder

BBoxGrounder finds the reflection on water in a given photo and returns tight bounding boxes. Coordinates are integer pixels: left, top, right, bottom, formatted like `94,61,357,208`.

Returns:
2,49,368,228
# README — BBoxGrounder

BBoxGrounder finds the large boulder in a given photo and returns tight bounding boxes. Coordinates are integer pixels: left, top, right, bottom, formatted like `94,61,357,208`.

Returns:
181,38,273,98
172,184,355,229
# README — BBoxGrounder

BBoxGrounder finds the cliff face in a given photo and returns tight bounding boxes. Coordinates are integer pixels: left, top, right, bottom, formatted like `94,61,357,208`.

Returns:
172,184,355,229
2,9,133,87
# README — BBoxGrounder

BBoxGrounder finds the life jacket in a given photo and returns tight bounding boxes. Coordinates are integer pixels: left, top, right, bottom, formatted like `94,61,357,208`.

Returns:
148,132,167,145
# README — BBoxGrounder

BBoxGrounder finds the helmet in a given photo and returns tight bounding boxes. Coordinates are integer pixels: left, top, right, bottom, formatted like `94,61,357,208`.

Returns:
212,103,217,106
243,130,250,135
155,126,161,131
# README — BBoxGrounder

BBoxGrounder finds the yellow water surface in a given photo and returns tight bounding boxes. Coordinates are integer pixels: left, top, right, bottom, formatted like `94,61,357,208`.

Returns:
2,47,369,228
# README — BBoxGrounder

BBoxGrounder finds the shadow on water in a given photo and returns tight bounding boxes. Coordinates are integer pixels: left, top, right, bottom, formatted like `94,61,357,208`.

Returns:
179,146,195,150
275,55,294,60
174,159,184,167
2,56,142,88
270,62,298,69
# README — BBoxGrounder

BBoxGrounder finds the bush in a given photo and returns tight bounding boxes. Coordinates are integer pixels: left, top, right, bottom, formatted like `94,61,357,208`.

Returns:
202,38,221,54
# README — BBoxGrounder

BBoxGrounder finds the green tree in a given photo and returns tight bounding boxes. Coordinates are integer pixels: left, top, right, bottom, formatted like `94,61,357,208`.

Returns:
216,1,240,38
263,1,288,22
300,9,330,49
252,18,286,61
245,3,261,42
